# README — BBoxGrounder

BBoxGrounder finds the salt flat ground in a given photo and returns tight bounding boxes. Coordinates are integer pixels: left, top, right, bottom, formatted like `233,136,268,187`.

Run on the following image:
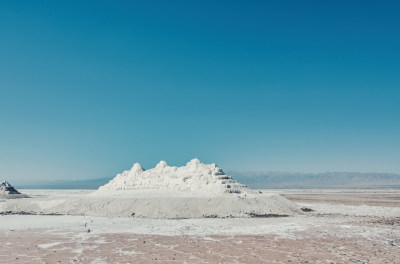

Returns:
0,189,399,263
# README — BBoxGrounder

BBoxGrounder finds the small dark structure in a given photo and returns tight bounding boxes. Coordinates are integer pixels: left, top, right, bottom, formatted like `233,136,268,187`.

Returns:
0,181,29,198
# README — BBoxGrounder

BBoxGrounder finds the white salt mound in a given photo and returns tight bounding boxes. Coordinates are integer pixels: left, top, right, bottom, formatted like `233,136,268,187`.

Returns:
98,158,247,194
0,181,29,199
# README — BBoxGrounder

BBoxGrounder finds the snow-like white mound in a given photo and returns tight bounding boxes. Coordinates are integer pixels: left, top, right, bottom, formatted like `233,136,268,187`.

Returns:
0,181,29,199
98,159,247,194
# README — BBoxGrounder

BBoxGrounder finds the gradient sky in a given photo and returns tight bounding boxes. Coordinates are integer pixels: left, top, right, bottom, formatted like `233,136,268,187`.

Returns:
1,1,400,183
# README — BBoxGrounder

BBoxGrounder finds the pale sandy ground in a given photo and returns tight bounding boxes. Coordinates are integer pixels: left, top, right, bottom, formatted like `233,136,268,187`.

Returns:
0,189,399,263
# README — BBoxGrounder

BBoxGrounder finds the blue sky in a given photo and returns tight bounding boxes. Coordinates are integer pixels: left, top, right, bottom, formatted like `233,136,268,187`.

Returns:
1,1,399,182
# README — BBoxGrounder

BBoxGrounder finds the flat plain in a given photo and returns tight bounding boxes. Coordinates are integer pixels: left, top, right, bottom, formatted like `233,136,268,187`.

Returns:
0,189,399,263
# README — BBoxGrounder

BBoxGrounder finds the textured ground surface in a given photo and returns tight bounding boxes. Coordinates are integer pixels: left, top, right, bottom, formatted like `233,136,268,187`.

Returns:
0,189,299,218
0,189,399,264
280,188,400,207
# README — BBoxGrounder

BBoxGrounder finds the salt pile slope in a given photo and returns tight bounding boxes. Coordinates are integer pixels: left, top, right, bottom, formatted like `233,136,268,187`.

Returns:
84,159,300,218
98,158,247,194
0,181,29,199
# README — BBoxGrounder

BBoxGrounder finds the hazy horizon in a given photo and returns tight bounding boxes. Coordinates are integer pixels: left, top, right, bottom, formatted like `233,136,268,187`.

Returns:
11,167,400,183
11,168,400,190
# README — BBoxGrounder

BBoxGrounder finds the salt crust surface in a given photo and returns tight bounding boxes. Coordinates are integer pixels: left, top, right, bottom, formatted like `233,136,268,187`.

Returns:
1,195,399,236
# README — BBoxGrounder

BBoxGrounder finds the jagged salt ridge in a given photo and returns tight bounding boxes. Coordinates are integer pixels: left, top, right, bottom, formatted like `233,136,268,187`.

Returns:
99,158,247,194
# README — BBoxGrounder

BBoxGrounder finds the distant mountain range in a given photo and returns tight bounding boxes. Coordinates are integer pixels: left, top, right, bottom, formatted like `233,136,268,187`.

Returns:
16,172,400,189
18,178,111,189
229,171,400,189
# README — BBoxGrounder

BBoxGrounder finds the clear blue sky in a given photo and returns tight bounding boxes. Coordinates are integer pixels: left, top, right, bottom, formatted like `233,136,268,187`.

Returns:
1,1,399,182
